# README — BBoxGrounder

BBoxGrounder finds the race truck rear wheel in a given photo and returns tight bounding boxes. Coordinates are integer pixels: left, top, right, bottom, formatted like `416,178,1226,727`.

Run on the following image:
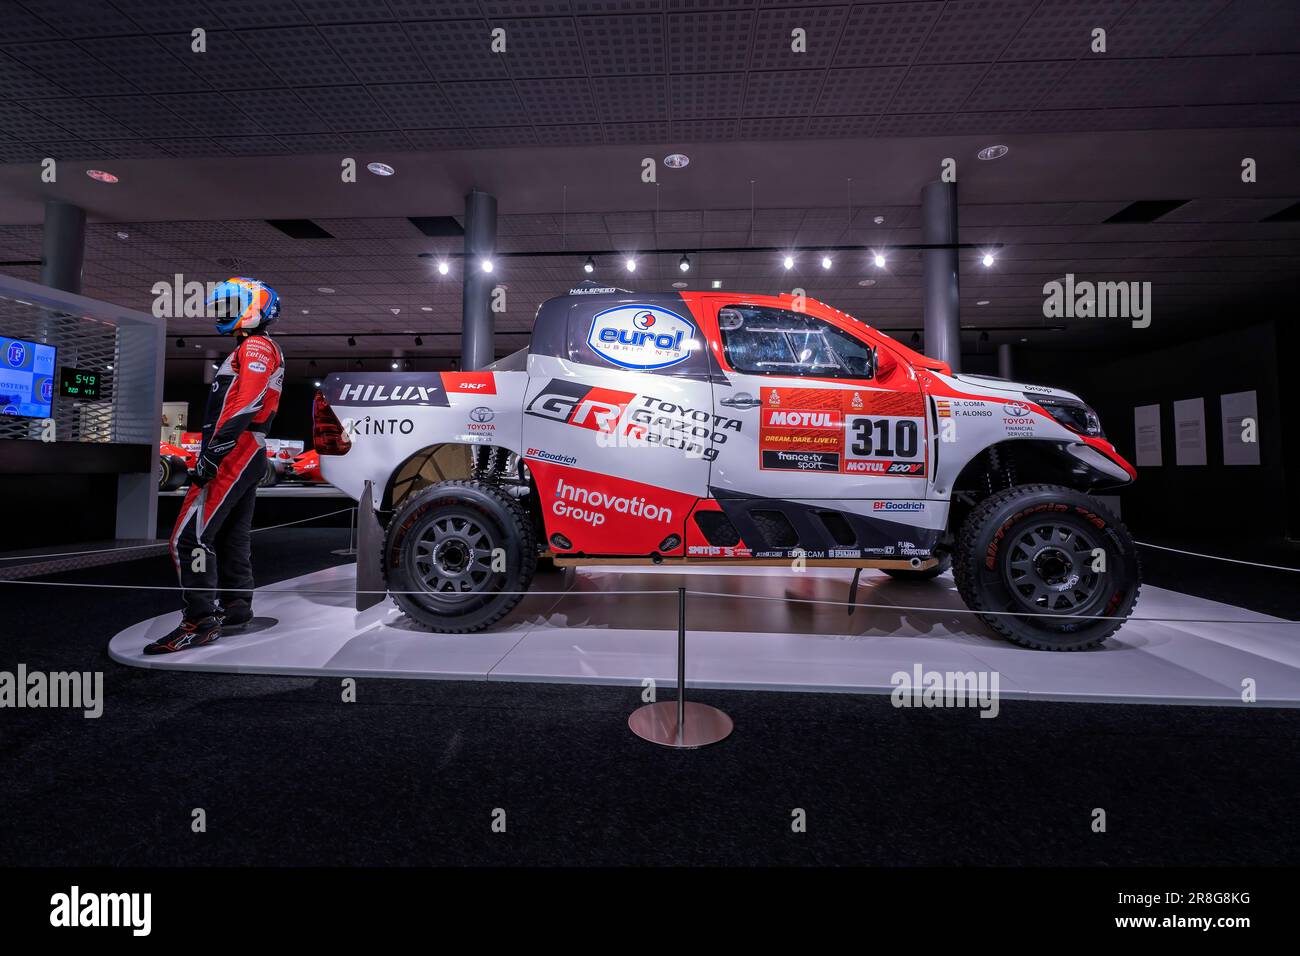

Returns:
952,483,1140,651
382,480,537,633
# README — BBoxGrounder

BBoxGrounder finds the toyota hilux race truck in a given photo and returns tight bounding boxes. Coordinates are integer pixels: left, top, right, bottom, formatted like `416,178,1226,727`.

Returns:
314,288,1140,651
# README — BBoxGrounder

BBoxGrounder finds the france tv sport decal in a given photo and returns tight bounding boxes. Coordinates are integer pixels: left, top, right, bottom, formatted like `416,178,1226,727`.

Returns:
587,304,696,371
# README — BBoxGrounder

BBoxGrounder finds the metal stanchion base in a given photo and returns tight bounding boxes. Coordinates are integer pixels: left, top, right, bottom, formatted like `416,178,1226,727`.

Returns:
628,700,733,748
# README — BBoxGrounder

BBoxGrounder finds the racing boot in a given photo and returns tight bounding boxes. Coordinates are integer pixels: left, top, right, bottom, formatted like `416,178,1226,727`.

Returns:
218,600,254,630
143,616,222,655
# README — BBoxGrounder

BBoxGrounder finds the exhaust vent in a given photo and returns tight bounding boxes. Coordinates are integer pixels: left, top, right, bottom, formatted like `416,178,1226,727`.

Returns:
266,219,334,239
1103,200,1188,224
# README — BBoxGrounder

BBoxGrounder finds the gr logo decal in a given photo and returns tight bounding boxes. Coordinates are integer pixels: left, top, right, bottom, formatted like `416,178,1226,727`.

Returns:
587,304,696,371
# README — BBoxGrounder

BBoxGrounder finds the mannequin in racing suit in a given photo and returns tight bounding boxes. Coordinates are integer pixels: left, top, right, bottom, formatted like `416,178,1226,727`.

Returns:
147,279,285,654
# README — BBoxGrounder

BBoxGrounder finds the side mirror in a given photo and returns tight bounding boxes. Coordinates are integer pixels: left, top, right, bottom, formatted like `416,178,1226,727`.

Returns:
874,346,898,379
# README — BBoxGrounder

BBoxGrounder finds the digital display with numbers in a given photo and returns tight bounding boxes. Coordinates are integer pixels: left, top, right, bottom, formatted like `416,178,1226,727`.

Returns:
59,367,102,401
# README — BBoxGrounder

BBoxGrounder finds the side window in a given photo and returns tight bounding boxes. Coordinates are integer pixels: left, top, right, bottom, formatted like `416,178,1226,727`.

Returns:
718,306,875,379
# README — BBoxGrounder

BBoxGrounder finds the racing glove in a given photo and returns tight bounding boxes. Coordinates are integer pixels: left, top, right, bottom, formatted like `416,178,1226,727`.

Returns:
191,453,219,487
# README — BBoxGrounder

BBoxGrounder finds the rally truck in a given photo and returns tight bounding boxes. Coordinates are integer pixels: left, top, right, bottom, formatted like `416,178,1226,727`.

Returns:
313,288,1140,651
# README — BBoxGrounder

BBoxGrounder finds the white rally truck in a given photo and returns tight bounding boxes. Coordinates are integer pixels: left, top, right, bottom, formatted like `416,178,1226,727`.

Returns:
314,287,1140,650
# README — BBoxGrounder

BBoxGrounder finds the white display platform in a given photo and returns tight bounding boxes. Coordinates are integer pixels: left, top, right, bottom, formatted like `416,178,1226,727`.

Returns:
108,564,1300,707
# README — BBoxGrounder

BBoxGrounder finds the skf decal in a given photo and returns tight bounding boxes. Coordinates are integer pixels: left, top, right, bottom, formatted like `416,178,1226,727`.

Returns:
441,371,496,394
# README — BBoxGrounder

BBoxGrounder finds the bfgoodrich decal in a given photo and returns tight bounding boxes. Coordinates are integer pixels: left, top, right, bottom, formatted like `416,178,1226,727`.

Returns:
587,304,697,370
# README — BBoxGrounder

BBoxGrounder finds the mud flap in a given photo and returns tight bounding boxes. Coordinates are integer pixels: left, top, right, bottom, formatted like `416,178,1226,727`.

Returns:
355,479,386,612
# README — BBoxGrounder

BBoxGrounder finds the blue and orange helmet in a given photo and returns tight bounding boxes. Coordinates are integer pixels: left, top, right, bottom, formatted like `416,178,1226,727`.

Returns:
207,277,280,335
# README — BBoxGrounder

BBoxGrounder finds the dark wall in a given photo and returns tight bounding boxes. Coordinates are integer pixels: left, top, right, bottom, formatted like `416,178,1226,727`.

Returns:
162,375,317,443
1017,321,1290,544
0,474,117,549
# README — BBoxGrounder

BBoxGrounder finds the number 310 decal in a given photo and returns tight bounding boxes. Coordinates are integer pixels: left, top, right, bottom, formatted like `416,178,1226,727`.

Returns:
848,416,921,459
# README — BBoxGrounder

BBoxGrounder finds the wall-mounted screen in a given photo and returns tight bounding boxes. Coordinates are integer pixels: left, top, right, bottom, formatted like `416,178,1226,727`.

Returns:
0,336,57,419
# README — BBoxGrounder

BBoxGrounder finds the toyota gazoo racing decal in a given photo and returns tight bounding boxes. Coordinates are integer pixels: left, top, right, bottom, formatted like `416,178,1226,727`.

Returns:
586,304,698,371
525,378,740,462
758,386,926,477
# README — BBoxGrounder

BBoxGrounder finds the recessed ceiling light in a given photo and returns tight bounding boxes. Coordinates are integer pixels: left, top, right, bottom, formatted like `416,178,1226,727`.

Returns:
873,216,885,225
367,162,395,176
981,252,995,267
782,255,794,270
625,258,636,272
977,300,990,306
711,280,722,289
114,230,129,240
1020,337,1029,343
317,287,335,294
301,309,310,314
437,260,450,275
86,169,118,183
977,144,1009,161
421,306,432,312
390,308,400,315
391,361,399,369
314,380,322,387
481,259,494,273
672,281,688,289
873,253,887,268
821,255,833,269
858,278,876,287
664,153,689,169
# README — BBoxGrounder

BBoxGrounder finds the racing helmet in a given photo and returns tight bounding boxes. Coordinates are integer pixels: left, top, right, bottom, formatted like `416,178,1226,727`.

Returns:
207,277,280,335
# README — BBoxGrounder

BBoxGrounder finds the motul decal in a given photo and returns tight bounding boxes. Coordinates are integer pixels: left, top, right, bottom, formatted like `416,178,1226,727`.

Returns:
440,371,496,394
759,386,926,477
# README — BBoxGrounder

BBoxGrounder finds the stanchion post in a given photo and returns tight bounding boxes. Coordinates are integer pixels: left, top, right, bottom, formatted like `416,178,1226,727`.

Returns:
677,585,686,743
627,585,733,748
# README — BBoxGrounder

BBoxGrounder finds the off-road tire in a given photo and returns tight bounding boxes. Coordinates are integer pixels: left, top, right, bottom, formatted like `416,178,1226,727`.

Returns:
952,483,1140,651
382,479,538,633
882,554,952,581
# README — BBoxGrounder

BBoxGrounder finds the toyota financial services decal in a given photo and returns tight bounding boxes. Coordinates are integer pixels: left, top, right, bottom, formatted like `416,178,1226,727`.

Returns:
587,304,697,371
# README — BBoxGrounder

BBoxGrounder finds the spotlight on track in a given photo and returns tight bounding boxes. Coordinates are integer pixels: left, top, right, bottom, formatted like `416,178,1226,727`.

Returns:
309,359,317,369
175,337,185,348
313,380,322,387
782,255,794,270
437,260,450,275
821,255,832,270
480,259,493,273
391,361,399,369
873,252,887,269
353,359,363,368
678,254,690,272
414,335,423,346
982,252,996,268
583,256,595,274
625,257,637,273
347,336,356,347
910,332,920,345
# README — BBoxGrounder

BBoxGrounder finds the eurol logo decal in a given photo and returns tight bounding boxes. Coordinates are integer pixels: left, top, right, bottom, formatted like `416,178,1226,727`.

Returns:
587,305,696,371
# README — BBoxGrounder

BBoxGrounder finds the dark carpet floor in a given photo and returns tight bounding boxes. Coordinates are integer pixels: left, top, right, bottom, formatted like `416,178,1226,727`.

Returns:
1,527,1298,866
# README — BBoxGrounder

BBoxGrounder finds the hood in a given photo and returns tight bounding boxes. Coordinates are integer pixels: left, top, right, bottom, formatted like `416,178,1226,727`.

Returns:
951,372,1083,403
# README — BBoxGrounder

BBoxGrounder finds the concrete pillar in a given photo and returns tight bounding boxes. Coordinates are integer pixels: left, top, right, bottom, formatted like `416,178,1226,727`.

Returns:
921,181,961,371
460,190,497,370
997,342,1015,380
40,200,86,294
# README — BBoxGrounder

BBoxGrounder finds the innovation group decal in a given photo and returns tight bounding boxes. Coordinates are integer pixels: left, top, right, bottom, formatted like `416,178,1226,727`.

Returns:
587,304,697,371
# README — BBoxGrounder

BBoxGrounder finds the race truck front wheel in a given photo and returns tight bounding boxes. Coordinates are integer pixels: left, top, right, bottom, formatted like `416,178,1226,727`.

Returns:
383,480,537,633
953,483,1140,651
